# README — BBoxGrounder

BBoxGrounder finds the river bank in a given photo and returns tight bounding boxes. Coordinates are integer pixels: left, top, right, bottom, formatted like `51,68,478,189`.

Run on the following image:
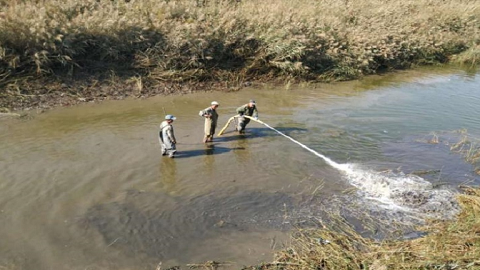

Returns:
1,0,479,112
245,186,480,270
1,69,480,269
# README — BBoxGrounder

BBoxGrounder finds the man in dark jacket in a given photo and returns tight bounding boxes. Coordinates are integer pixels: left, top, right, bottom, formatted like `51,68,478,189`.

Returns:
236,100,258,134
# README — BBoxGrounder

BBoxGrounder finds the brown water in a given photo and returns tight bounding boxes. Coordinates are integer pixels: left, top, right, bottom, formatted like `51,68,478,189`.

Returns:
1,67,480,269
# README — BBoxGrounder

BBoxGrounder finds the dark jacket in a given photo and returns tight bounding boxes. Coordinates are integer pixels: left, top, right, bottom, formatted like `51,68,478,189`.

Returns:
236,104,258,118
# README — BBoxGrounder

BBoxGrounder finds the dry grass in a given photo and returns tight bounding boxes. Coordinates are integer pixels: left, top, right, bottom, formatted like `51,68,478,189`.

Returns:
244,186,480,270
368,186,480,270
453,45,480,67
450,131,480,175
0,0,479,89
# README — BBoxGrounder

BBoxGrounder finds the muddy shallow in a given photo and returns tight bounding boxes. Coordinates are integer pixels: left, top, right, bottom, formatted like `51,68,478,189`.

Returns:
1,67,480,269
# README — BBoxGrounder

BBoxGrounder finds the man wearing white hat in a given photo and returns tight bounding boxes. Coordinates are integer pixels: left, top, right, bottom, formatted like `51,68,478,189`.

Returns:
159,114,177,158
199,101,219,143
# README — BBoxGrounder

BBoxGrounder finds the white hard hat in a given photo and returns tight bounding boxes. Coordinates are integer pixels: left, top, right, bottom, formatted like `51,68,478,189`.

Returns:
165,114,176,120
211,101,219,105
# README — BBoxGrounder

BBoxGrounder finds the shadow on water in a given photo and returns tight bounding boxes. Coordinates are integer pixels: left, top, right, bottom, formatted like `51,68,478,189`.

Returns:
174,144,246,158
216,127,308,142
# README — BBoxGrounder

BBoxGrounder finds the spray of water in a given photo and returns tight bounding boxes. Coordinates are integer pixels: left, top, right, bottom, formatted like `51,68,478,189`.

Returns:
261,122,352,173
259,120,459,220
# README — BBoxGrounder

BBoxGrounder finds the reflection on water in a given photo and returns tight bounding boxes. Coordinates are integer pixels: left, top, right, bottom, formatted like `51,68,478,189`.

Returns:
159,159,178,194
233,137,251,163
1,67,480,269
203,144,215,174
85,189,295,267
204,144,215,155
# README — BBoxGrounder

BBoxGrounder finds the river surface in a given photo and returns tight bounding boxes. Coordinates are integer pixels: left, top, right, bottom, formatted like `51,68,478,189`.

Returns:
1,67,480,270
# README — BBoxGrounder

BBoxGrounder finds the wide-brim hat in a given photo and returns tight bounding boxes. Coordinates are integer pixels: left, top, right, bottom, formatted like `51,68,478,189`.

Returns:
211,101,219,105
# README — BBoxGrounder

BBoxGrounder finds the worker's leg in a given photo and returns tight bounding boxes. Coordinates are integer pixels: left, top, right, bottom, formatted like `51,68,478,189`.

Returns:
166,142,176,158
208,124,216,142
159,132,167,155
237,117,246,133
204,120,212,143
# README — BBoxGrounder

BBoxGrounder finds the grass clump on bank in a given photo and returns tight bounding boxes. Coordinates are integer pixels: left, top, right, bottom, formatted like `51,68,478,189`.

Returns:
450,130,480,176
452,45,480,67
244,186,480,270
1,0,480,110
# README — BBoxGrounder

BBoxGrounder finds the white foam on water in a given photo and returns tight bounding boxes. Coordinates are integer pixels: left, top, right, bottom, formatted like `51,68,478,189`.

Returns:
340,164,459,219
262,122,460,219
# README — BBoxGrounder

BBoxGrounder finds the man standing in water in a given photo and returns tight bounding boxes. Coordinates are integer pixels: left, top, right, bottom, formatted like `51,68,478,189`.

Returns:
236,100,258,134
199,101,219,143
159,115,177,158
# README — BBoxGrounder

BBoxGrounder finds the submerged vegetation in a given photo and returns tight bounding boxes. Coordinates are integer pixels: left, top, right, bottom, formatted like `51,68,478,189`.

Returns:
0,0,479,110
242,186,480,270
450,130,480,175
152,186,480,270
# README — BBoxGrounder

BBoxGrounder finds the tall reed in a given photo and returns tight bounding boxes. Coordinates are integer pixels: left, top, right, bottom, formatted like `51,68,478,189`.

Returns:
0,0,479,88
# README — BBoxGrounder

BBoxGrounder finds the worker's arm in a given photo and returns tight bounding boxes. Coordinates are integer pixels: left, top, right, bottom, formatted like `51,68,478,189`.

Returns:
236,105,246,115
167,126,176,144
252,106,259,119
199,107,211,118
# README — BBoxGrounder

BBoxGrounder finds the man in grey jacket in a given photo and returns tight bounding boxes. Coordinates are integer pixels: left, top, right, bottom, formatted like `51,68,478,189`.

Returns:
159,115,177,158
199,101,219,143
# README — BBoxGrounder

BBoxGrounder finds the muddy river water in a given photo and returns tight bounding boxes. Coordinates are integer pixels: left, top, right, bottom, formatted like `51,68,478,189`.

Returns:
1,67,480,269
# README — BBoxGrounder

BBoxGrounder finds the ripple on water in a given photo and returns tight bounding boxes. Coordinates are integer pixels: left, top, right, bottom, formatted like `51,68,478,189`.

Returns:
83,190,295,261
